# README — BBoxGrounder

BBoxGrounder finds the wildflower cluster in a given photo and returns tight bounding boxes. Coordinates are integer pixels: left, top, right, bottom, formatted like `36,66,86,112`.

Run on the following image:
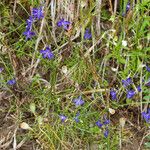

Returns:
96,115,110,138
57,18,92,40
5,4,148,144
59,95,110,138
109,65,149,124
23,7,44,40
59,96,84,123
122,77,141,99
110,77,143,100
23,16,35,40
32,7,44,20
60,112,80,123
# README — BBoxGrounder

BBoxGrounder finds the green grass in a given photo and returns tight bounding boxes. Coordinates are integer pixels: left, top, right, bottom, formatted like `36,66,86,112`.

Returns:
0,0,150,149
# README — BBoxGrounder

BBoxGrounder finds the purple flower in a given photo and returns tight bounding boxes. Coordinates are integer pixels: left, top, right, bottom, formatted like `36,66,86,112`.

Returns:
59,115,67,122
0,67,4,73
142,109,150,123
57,18,71,30
122,77,132,87
122,2,130,16
96,120,103,128
32,7,44,20
73,96,84,107
40,47,54,60
23,15,35,40
84,29,92,40
110,89,117,100
103,115,110,125
145,81,150,87
7,79,16,85
23,30,35,40
26,16,34,30
146,65,150,72
57,19,64,27
126,2,130,12
137,85,142,92
127,90,135,99
104,129,109,138
74,112,80,123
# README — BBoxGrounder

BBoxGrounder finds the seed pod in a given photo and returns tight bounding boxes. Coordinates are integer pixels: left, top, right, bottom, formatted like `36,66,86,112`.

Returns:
119,117,126,128
61,66,68,75
109,108,115,115
20,122,30,130
29,103,36,114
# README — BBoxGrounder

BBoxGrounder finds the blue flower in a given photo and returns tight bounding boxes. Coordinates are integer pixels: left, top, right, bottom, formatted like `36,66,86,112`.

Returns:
23,30,35,40
59,115,67,122
32,7,44,20
142,109,150,123
57,18,71,30
103,115,110,125
122,77,132,87
84,29,92,40
73,96,84,107
74,112,80,123
146,65,150,72
104,129,109,138
127,90,135,99
96,116,110,137
96,120,103,128
137,85,142,92
0,67,4,73
7,79,16,85
26,16,34,30
40,47,54,60
23,16,35,40
122,2,130,16
126,2,130,12
110,89,117,100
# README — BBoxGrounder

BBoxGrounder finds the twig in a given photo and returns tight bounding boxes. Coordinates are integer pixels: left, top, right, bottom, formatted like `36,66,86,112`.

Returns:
31,58,41,78
96,0,102,36
84,29,115,58
108,0,113,14
56,88,109,97
114,0,118,15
